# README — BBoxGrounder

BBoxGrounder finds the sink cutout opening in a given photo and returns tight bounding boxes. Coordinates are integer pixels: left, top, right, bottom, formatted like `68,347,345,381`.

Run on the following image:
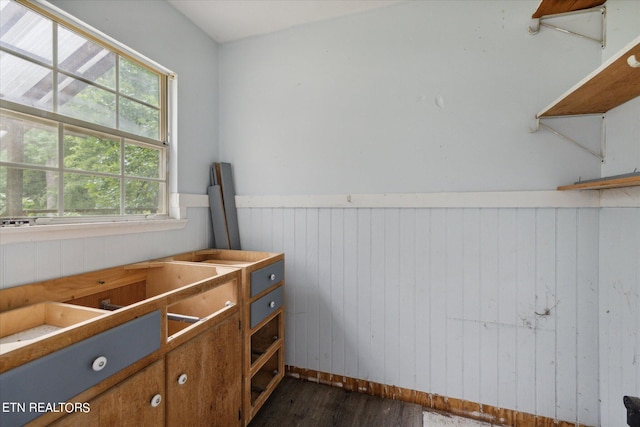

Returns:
162,249,277,265
58,262,238,341
0,302,108,354
65,262,236,309
166,280,237,337
65,281,146,310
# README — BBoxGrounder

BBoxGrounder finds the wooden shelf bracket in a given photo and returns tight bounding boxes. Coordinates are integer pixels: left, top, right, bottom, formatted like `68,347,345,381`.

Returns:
530,114,606,161
528,6,606,48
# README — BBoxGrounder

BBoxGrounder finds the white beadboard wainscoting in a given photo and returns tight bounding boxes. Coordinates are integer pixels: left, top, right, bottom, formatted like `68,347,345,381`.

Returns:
238,206,600,424
236,190,640,426
0,190,637,425
599,208,640,427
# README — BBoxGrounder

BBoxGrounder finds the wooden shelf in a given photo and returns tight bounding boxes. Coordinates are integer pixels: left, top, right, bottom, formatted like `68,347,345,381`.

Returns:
532,0,606,18
558,173,640,191
537,35,640,117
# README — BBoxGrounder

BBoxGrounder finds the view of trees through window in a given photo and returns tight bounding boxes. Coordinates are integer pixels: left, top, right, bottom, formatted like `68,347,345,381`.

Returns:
0,0,168,220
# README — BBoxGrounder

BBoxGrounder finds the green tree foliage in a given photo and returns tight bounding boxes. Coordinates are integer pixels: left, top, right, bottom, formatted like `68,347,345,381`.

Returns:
1,51,163,218
119,58,160,140
0,118,58,216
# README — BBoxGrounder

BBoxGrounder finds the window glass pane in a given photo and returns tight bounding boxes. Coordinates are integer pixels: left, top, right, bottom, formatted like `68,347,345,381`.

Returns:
58,74,116,127
125,179,161,215
0,52,53,111
58,26,116,89
119,97,159,140
0,166,58,217
64,128,120,174
0,1,52,64
124,142,160,178
119,57,159,107
63,172,119,216
0,2,168,222
0,111,58,167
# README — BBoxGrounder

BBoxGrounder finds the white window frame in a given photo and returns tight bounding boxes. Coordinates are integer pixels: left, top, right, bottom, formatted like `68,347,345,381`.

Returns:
0,0,178,230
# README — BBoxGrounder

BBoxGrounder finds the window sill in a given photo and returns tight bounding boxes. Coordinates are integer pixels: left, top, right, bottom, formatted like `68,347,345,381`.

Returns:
0,218,188,245
0,192,210,245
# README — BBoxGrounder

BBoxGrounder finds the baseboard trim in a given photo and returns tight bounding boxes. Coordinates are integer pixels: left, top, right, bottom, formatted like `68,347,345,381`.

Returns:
285,365,591,427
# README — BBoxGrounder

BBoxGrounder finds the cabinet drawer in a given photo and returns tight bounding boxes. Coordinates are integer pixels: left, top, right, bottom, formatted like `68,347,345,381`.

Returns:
0,310,161,427
250,260,284,297
250,286,283,329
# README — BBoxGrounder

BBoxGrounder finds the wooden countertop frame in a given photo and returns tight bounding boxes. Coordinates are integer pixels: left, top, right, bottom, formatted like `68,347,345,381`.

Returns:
0,263,241,373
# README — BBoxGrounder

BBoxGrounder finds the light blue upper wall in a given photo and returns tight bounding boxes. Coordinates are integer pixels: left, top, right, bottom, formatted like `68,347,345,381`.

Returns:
601,1,640,177
218,0,608,195
604,0,640,56
48,0,637,195
50,0,220,194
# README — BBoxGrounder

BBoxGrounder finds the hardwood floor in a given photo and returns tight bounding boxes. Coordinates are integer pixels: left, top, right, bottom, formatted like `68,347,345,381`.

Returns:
249,377,423,427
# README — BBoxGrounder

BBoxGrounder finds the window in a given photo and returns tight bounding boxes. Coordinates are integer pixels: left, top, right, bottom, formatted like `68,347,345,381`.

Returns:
0,0,171,223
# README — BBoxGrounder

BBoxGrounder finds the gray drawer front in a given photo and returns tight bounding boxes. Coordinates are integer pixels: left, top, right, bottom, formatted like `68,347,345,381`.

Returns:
250,260,284,297
250,286,283,329
0,310,161,427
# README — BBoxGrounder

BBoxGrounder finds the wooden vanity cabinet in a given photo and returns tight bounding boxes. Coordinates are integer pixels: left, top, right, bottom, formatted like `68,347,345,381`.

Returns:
1,261,243,427
155,250,285,425
165,310,242,427
50,360,165,427
246,284,284,423
48,310,242,427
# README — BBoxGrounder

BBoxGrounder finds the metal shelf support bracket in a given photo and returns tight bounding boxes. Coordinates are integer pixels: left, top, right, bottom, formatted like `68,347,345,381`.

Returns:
529,6,606,48
529,114,606,162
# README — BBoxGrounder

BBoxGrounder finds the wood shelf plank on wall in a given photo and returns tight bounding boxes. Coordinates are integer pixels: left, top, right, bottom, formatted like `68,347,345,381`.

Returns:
537,35,640,117
558,174,640,191
531,0,606,18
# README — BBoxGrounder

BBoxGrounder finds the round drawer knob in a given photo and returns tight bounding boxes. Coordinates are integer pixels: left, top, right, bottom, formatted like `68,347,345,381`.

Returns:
150,394,162,408
269,273,277,281
178,374,188,385
269,301,276,308
92,356,108,372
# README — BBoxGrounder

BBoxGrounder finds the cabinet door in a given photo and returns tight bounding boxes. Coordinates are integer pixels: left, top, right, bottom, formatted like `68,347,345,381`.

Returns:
166,312,242,427
51,360,165,427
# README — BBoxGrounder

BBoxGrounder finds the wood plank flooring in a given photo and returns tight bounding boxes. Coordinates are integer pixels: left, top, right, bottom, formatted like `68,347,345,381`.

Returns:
249,377,423,427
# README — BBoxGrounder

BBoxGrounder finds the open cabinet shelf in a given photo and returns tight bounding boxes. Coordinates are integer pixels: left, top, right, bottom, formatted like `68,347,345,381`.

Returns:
537,35,640,117
532,0,606,18
558,173,640,191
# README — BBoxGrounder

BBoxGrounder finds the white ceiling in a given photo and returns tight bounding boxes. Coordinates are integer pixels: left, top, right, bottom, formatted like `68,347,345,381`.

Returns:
167,0,402,43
